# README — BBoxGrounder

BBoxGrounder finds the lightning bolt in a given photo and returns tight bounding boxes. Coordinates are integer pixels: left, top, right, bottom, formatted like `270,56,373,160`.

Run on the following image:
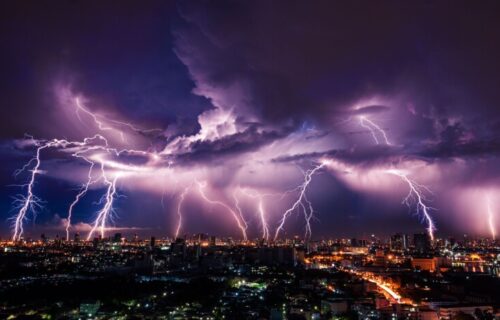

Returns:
359,116,391,145
76,97,127,141
302,192,315,239
65,137,114,241
11,140,54,241
196,180,248,241
87,172,120,240
238,188,270,241
486,195,496,240
10,91,450,243
11,133,148,241
175,187,190,239
75,98,161,142
357,116,436,238
12,136,106,241
257,197,269,241
65,160,96,241
232,191,251,238
385,169,436,241
11,96,175,241
274,161,326,241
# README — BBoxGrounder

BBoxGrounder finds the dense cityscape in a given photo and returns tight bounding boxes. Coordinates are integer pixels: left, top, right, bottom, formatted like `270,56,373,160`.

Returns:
0,232,498,319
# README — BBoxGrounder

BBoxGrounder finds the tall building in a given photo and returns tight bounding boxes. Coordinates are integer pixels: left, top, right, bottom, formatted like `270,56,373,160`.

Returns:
350,238,367,247
113,233,122,243
171,238,186,258
258,247,296,266
414,233,431,254
92,237,100,249
390,233,409,251
351,238,359,247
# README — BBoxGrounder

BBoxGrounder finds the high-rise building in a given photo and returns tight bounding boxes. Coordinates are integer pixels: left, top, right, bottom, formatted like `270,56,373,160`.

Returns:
414,233,431,254
113,233,122,243
92,237,99,249
390,233,409,251
171,238,186,258
350,238,367,247
351,238,359,247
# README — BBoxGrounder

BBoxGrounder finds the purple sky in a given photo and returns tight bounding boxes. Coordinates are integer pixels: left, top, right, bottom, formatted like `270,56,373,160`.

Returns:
0,1,499,240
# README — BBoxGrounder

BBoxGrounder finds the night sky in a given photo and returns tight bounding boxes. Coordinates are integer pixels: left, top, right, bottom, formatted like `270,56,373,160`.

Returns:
1,0,499,241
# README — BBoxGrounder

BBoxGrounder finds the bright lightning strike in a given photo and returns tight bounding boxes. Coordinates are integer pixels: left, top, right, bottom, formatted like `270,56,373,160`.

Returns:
75,98,161,142
486,195,496,240
66,160,96,241
274,161,326,241
232,191,250,239
238,188,270,241
359,116,391,145
11,141,53,241
196,181,248,241
301,193,315,239
257,197,269,241
175,187,190,239
87,173,120,240
76,97,127,142
385,169,436,241
11,137,99,241
11,133,144,241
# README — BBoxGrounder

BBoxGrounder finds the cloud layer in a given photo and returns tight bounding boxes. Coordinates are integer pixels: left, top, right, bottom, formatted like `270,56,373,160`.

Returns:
1,1,500,240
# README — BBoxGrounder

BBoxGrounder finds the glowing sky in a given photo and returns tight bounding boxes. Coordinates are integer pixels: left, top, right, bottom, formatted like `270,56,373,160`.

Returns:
0,1,499,240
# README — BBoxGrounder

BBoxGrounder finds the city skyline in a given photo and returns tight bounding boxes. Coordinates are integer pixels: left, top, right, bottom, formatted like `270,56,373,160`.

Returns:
1,1,500,241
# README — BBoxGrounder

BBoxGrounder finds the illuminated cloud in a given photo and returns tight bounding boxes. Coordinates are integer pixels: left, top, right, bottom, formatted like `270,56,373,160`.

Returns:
2,1,500,239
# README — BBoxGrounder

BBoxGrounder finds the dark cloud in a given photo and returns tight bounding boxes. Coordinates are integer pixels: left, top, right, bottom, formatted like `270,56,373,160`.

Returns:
273,135,500,168
175,0,500,136
0,1,211,139
174,125,288,165
421,139,500,160
349,105,392,116
272,146,406,169
2,1,500,239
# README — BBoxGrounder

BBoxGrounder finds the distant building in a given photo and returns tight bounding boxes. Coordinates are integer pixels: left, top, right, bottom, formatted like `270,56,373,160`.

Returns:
351,238,367,247
414,233,431,254
258,247,296,266
390,233,409,251
438,305,493,320
345,246,369,255
92,237,99,249
322,299,348,314
270,308,284,320
373,249,386,267
171,238,186,258
80,301,100,318
418,307,438,320
412,257,436,272
375,295,390,309
113,233,122,243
